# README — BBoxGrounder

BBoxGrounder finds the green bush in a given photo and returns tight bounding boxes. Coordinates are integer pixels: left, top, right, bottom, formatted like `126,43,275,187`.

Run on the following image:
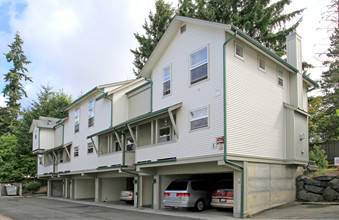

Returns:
24,181,41,193
309,145,328,169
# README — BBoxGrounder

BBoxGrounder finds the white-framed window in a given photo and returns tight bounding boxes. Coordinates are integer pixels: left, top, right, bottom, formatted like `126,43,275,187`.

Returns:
190,46,208,85
159,117,171,143
277,69,284,87
74,146,79,157
163,65,171,96
88,100,94,127
74,108,80,133
88,142,94,154
235,42,244,59
190,106,209,130
258,56,266,71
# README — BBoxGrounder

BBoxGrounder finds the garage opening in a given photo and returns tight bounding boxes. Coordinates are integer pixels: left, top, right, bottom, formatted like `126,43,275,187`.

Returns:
159,172,234,215
51,180,63,197
73,179,95,200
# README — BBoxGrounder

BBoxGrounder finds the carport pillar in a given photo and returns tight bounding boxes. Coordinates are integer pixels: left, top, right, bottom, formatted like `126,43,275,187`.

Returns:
95,178,102,203
63,178,69,199
233,170,242,218
70,179,75,200
153,175,160,209
47,179,52,197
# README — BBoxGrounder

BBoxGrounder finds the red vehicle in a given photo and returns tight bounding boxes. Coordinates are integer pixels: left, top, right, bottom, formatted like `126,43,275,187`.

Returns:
210,180,234,209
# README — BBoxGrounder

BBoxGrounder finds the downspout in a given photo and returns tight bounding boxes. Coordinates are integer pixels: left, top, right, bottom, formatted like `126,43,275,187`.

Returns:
38,128,40,149
223,31,244,218
61,123,64,145
52,154,55,174
145,78,153,112
151,175,154,209
97,89,113,127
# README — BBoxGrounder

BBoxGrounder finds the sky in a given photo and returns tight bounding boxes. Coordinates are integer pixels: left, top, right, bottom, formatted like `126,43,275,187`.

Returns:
0,0,333,109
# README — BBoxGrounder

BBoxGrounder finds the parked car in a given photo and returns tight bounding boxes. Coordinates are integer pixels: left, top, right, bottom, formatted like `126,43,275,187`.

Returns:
163,179,212,211
210,179,234,209
120,190,134,204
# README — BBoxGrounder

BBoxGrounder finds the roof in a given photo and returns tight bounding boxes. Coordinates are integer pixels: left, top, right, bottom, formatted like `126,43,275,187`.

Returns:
29,116,60,133
87,102,182,139
138,16,317,87
62,79,136,112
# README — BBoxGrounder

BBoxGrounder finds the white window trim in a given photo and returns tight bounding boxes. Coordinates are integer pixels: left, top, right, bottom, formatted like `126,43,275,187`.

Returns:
189,45,209,85
235,42,244,60
189,106,210,131
74,108,80,133
74,146,79,157
88,100,95,127
277,68,284,87
87,142,94,154
258,56,266,72
163,64,171,97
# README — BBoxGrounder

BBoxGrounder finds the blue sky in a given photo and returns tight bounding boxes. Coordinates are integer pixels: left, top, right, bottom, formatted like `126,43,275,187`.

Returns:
0,0,333,109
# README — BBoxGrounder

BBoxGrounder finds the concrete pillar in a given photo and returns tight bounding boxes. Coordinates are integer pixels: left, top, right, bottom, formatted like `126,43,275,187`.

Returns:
63,178,69,199
153,175,159,209
95,178,102,203
233,170,242,218
70,179,74,200
47,179,52,197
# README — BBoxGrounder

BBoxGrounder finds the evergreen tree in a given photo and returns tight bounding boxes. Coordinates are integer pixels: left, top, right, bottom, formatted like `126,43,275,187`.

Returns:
132,0,304,74
320,0,339,141
14,85,71,178
2,32,32,129
131,0,175,75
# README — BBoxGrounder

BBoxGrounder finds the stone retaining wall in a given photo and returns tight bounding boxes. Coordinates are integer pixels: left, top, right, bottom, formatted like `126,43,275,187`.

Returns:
296,175,339,202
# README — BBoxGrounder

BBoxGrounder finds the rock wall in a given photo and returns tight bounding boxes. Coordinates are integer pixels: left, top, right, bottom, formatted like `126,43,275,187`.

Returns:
296,175,339,202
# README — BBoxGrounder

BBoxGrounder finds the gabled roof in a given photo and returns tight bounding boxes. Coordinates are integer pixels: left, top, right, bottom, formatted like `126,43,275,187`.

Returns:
29,116,60,133
62,79,136,112
138,16,317,87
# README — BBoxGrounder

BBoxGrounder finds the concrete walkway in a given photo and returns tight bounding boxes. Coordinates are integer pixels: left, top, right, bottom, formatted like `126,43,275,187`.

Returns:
41,196,236,220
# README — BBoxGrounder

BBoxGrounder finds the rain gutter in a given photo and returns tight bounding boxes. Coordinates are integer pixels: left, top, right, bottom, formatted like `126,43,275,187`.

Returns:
223,31,244,218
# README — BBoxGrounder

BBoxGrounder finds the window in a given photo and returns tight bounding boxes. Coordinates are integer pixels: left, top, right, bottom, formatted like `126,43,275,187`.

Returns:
88,142,94,154
74,146,79,157
74,108,80,133
258,56,266,71
88,100,94,127
190,46,208,85
126,137,135,151
190,107,208,130
277,69,284,87
163,66,171,96
159,117,171,143
235,43,244,58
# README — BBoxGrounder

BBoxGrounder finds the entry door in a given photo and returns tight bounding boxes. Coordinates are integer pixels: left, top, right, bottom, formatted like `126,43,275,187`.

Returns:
142,176,152,207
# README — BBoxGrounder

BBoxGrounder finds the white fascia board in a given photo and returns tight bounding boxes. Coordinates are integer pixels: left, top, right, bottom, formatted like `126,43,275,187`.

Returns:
139,16,232,78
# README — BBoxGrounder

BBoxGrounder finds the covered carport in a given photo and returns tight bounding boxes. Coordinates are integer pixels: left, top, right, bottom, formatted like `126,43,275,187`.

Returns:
136,160,242,217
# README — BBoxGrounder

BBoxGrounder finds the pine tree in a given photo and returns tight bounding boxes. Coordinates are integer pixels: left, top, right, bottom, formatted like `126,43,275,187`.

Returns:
320,0,339,141
131,0,175,75
132,0,304,74
2,32,32,129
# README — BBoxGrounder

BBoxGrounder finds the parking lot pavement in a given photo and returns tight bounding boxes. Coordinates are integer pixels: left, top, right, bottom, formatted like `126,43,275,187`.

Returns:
0,196,236,220
252,202,339,219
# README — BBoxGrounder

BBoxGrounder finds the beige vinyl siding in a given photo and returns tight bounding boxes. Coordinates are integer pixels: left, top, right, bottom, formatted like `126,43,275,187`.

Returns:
40,129,55,150
226,34,290,160
136,23,226,162
54,126,63,147
128,88,150,119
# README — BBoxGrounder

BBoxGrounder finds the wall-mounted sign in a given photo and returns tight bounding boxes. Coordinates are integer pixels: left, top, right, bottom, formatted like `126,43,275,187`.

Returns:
335,157,339,166
216,136,224,150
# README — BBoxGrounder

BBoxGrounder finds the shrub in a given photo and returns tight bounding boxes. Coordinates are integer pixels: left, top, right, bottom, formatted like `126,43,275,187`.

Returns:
309,145,328,169
24,181,41,193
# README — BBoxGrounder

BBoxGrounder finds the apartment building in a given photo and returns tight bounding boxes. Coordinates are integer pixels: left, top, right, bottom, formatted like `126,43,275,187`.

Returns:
31,16,317,217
